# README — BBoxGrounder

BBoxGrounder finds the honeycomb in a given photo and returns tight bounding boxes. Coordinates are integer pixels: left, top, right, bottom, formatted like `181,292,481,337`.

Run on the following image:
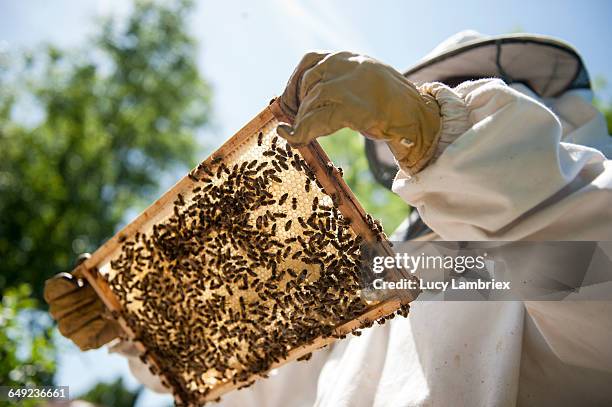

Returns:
91,112,409,406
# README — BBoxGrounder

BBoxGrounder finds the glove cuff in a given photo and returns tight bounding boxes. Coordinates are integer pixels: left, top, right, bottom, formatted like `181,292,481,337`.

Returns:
420,82,471,164
397,83,470,175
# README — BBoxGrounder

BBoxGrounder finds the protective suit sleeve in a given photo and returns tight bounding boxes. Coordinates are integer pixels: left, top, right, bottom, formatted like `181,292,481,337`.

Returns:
393,79,612,241
392,79,612,374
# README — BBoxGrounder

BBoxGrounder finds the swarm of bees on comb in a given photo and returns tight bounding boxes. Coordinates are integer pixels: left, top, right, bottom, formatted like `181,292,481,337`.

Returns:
101,121,409,406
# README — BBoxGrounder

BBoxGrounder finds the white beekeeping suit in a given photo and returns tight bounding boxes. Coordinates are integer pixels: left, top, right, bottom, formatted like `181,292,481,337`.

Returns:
120,32,612,406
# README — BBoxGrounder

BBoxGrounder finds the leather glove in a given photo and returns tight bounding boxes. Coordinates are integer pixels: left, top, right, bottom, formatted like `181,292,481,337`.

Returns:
44,254,122,350
278,51,441,175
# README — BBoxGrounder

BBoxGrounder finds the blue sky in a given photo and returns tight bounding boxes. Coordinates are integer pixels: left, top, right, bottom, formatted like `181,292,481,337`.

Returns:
2,0,612,143
1,0,611,406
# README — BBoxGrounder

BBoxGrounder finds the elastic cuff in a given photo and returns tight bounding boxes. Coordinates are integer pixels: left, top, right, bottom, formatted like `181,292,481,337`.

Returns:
417,82,471,167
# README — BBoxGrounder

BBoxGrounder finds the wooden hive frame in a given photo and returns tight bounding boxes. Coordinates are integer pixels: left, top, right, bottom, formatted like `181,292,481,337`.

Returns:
71,98,420,405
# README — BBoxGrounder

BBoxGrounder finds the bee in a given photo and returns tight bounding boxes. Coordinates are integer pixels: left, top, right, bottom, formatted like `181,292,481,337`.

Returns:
297,352,312,362
330,193,340,206
278,193,289,206
284,220,292,231
305,168,316,181
311,197,318,211
278,160,289,171
202,165,214,177
257,132,263,146
292,197,298,210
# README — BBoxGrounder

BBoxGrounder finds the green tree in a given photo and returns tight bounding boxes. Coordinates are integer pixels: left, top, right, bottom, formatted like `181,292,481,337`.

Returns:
0,2,208,405
593,75,612,135
319,129,409,234
0,284,56,407
600,103,612,135
78,378,142,407
0,0,211,303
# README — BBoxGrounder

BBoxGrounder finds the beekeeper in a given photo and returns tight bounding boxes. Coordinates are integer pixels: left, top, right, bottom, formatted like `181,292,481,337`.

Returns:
44,31,612,406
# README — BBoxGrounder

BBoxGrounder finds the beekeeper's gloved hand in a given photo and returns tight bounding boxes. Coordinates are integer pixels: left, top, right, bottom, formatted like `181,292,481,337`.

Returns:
278,51,441,174
44,254,122,350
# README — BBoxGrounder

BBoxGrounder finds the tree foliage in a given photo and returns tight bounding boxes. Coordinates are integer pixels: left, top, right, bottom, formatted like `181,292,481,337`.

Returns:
593,76,612,135
78,378,142,407
0,0,211,303
319,129,409,233
0,284,56,389
594,101,612,136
